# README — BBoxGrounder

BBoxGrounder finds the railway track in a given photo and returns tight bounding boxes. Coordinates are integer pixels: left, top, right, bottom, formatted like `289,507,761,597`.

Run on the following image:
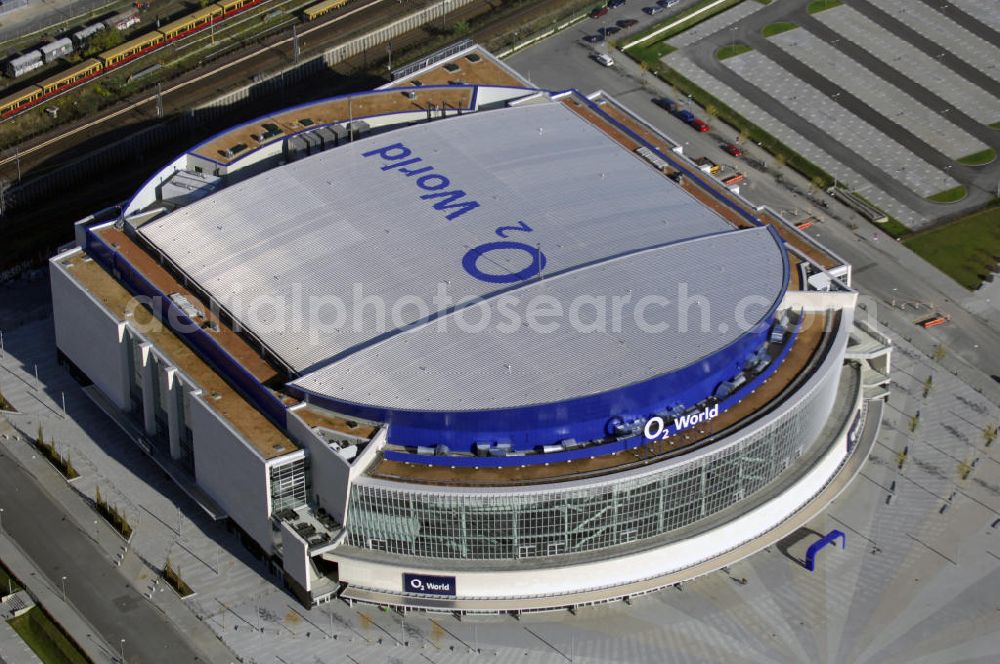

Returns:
0,0,391,172
0,0,578,180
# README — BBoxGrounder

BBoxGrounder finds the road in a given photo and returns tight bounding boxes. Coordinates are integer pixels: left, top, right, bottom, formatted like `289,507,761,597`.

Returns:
0,444,213,663
508,3,1000,381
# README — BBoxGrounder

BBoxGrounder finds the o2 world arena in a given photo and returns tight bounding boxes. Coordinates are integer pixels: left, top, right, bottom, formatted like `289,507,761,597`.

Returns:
50,45,890,611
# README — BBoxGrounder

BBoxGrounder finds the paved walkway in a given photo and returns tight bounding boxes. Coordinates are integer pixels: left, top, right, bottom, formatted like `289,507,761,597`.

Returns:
0,309,238,664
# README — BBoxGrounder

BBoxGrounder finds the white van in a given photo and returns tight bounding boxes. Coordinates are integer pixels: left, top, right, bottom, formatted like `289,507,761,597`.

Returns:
594,52,614,67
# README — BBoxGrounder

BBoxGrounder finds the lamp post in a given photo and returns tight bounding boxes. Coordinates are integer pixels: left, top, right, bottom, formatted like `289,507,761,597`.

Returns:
120,639,126,663
60,576,67,602
0,507,4,535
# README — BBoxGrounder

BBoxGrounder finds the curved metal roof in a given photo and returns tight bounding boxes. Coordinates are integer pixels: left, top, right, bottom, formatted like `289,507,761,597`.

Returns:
138,99,787,410
291,226,786,411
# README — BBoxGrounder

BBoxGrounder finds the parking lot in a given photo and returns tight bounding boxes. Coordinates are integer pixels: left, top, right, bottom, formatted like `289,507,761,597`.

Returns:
645,0,1000,229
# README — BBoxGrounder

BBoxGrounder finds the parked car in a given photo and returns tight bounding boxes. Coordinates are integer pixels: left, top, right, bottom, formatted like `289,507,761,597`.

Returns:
657,0,679,6
590,5,609,18
673,108,695,123
653,97,676,111
601,25,621,35
618,18,639,27
992,375,1000,384
723,143,743,157
643,5,663,14
593,52,615,67
608,0,626,8
583,34,605,43
692,118,710,132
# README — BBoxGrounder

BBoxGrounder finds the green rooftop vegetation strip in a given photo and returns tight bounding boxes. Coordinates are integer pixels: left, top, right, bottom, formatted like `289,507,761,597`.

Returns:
625,0,747,48
927,185,968,203
957,148,997,166
903,203,1000,290
991,121,1000,129
715,43,753,59
7,607,92,664
807,0,842,13
761,21,798,37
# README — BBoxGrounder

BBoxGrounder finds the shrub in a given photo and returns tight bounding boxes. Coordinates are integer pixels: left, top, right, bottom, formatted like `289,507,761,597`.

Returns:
163,558,194,597
94,486,132,540
34,428,79,480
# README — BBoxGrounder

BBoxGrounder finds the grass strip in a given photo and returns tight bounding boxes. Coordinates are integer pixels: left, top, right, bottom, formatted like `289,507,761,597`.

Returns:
715,43,753,59
927,185,967,203
807,0,842,14
761,21,798,37
903,203,1000,290
7,607,92,664
957,148,996,166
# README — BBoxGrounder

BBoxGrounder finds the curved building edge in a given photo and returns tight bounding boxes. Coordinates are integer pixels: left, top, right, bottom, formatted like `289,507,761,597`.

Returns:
46,44,890,614
332,358,880,612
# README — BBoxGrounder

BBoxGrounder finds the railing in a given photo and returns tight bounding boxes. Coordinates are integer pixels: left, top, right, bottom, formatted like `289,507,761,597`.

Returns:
390,39,474,80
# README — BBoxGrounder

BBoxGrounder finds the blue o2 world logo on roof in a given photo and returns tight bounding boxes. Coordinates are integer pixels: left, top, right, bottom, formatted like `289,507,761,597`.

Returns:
403,573,456,596
362,142,548,285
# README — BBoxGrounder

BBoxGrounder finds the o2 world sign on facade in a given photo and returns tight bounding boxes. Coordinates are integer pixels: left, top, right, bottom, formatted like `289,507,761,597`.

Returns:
403,573,457,597
643,403,720,441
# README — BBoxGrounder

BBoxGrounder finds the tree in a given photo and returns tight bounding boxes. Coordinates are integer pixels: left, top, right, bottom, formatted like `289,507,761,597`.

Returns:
737,127,748,144
810,175,825,194
0,387,14,411
922,375,933,398
985,423,998,447
705,104,718,118
933,344,947,362
84,29,123,57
